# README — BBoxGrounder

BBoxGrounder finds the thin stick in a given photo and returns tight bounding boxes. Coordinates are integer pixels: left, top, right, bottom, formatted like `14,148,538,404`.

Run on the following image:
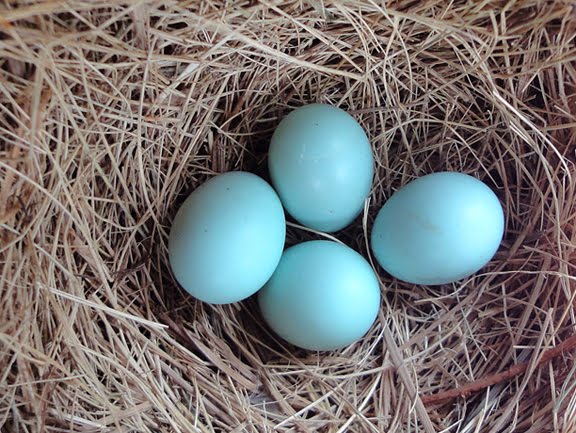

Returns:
421,334,576,405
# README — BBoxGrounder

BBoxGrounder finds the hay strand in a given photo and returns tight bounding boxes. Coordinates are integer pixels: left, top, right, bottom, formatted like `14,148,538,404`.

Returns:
1,1,575,432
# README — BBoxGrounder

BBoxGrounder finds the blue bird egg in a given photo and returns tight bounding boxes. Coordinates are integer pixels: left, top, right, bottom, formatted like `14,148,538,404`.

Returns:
371,172,505,285
268,104,374,233
258,240,381,351
168,172,286,304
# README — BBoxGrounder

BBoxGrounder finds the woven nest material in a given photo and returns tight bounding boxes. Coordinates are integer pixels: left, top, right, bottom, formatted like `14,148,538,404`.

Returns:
1,1,576,432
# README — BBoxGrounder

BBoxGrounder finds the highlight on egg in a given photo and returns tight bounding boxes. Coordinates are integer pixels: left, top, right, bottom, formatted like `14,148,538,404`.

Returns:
268,103,374,233
370,172,505,285
258,240,381,351
168,171,286,304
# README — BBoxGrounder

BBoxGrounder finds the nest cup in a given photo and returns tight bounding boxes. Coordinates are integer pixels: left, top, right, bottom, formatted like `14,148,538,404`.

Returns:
2,1,575,432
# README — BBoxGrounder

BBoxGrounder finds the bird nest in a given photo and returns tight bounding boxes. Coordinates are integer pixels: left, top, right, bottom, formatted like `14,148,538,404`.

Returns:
1,1,575,432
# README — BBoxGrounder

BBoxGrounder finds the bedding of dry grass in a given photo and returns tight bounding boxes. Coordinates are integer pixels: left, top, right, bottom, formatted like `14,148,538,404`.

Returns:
1,1,575,432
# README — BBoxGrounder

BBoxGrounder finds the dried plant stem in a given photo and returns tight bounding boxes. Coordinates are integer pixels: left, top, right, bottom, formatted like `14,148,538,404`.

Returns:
1,1,575,432
422,334,576,405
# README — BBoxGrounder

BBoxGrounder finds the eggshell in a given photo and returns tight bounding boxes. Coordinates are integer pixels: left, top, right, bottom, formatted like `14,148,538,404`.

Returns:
168,172,286,304
370,172,504,285
258,240,381,351
268,104,374,232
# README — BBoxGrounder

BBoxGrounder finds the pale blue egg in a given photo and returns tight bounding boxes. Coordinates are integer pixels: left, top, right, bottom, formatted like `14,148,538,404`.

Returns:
371,172,505,285
258,240,381,351
168,172,286,304
268,104,374,233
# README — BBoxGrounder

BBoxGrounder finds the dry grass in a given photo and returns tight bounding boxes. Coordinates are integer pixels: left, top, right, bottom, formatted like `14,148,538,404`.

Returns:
1,1,576,432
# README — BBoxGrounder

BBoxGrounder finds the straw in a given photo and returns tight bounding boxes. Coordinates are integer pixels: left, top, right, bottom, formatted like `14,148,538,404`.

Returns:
1,1,575,431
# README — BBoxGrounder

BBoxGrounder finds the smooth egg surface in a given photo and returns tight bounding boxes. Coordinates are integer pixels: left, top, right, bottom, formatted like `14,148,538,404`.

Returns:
169,172,286,304
371,172,504,285
268,104,374,233
258,240,381,351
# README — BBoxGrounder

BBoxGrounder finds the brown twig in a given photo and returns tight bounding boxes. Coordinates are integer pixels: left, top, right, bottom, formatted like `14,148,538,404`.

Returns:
421,334,576,405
